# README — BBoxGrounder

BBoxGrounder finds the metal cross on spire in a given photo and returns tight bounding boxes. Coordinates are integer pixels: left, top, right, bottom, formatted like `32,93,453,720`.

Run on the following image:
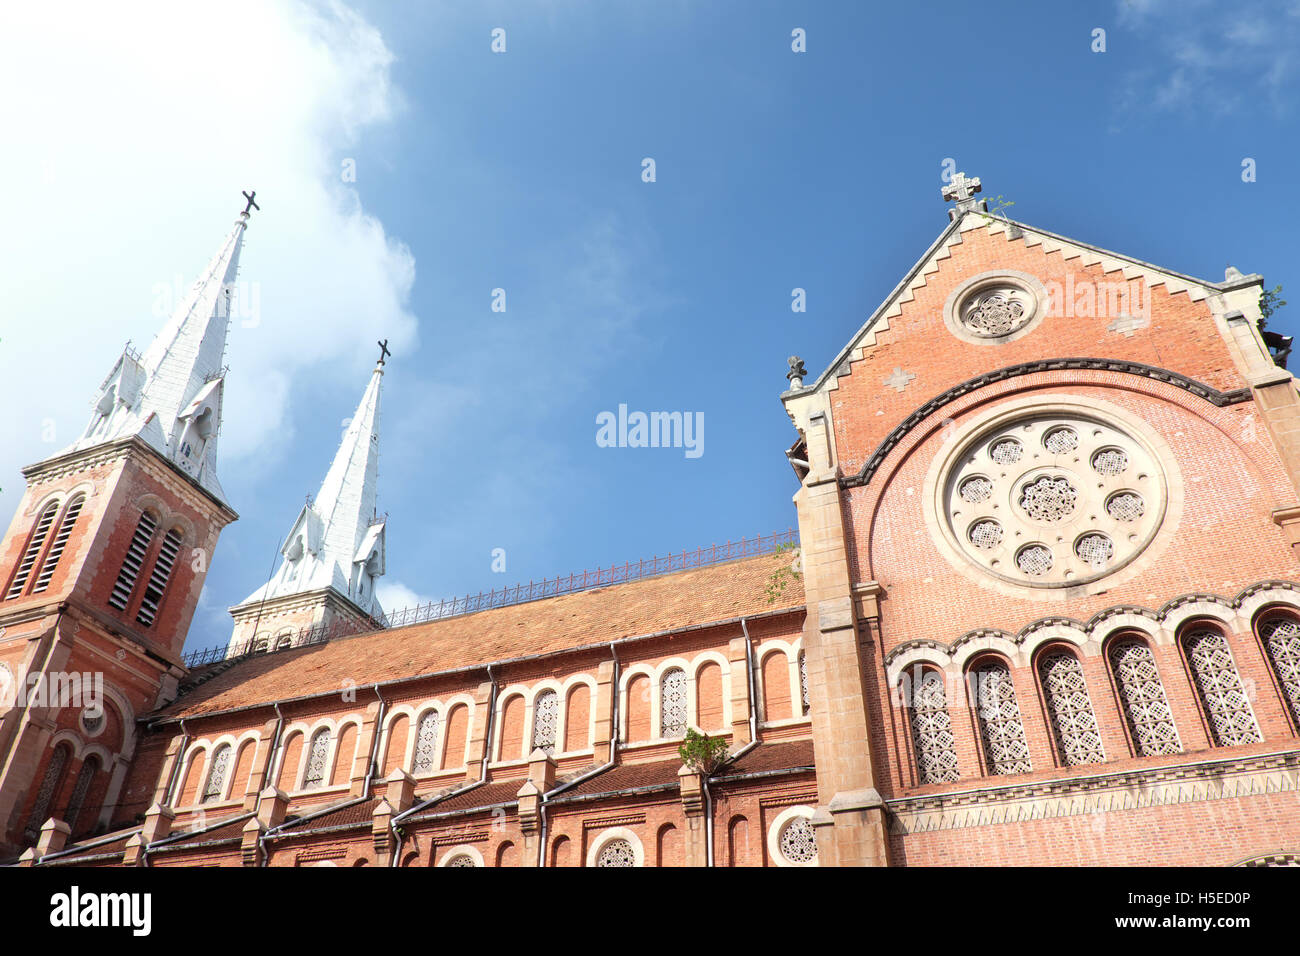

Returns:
376,339,391,365
241,190,261,216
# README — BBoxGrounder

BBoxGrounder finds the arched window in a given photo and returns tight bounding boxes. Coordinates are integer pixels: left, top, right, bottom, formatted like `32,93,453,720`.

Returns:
32,495,85,594
1107,638,1181,756
798,651,810,715
412,710,441,774
1181,626,1262,747
303,728,332,789
25,744,71,841
1257,615,1300,728
532,689,559,755
108,510,158,610
660,668,688,738
907,667,960,784
6,500,60,599
970,659,1032,775
136,527,183,626
202,744,232,803
66,756,100,834
1037,649,1105,767
446,854,477,866
597,839,637,867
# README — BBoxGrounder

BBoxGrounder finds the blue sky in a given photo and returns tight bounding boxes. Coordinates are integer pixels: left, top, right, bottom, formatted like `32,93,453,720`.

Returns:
2,1,1297,653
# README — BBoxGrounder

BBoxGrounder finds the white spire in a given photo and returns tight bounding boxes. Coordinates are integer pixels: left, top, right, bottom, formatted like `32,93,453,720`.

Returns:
72,206,252,503
236,358,388,621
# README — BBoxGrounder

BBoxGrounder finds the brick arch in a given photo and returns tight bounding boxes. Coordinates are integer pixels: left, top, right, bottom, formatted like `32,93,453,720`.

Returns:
331,721,359,786
695,660,724,731
625,672,651,742
761,649,792,723
727,814,752,867
382,713,410,776
497,694,525,761
656,823,681,866
276,731,304,791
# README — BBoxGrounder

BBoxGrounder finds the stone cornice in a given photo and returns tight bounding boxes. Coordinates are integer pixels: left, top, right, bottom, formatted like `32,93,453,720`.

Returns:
886,748,1300,835
844,358,1253,489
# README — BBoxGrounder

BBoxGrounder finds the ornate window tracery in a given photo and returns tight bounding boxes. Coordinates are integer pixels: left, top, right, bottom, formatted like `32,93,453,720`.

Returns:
597,839,637,867
413,711,441,773
1108,639,1181,756
1181,627,1262,747
202,744,231,803
660,668,688,738
907,668,960,784
1258,616,1300,727
303,728,331,789
25,744,70,841
446,854,476,867
532,690,559,755
1037,651,1105,767
971,660,1032,775
65,757,99,833
778,816,818,864
936,412,1166,588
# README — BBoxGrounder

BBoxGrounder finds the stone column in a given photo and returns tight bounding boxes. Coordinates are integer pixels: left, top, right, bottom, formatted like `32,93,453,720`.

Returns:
678,766,708,867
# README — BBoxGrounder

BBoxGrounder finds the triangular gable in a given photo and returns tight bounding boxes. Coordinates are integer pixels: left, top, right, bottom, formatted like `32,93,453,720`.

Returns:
804,210,1238,397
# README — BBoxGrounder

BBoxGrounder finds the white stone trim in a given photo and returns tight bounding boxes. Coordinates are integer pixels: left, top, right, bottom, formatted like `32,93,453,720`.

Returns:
586,826,644,867
767,805,819,867
941,269,1050,346
437,844,485,867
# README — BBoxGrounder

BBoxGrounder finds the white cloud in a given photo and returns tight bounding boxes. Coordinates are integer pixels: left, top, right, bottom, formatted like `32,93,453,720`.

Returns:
375,579,440,614
0,0,416,503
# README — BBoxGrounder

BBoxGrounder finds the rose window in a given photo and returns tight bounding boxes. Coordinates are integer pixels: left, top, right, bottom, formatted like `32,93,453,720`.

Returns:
938,412,1166,588
960,287,1032,337
597,839,637,867
779,816,818,864
1019,476,1078,522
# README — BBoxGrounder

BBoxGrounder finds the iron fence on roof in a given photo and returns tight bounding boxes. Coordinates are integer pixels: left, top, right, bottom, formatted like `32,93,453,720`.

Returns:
181,528,799,669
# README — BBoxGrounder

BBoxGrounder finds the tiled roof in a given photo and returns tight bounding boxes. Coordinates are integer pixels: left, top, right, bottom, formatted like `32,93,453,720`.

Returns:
551,759,682,801
151,814,252,852
276,798,379,834
163,552,803,718
712,739,816,779
410,780,523,818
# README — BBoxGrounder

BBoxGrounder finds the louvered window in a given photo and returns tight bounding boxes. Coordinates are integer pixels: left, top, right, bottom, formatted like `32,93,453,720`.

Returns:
6,502,59,599
135,528,183,626
108,511,158,610
32,495,85,593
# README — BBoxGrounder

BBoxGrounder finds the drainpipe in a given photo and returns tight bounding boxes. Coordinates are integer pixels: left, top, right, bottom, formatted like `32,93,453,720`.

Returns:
389,665,499,868
706,617,764,867
362,684,386,798
253,703,285,867
163,719,191,808
537,642,621,867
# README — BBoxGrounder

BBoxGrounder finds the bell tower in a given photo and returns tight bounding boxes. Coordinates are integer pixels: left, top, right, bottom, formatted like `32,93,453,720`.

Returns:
226,347,390,654
0,197,255,854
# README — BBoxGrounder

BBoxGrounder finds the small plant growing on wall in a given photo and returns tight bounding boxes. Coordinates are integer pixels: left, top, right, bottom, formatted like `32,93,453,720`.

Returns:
678,727,729,774
765,541,802,604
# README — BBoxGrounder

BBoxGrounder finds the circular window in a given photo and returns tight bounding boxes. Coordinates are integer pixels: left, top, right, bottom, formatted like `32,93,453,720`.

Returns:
446,854,476,867
778,816,818,865
80,706,105,738
935,411,1167,588
942,271,1048,345
596,839,636,867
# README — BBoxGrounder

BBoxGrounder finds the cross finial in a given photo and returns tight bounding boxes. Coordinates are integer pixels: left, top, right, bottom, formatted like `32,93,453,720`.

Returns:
241,190,260,217
376,339,391,365
941,172,982,204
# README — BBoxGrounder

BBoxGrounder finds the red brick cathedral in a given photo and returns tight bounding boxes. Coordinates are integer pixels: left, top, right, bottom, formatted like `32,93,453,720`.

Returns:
4,177,1300,868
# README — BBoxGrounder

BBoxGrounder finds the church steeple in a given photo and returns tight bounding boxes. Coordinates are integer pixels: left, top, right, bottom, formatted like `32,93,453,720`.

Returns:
229,350,389,648
72,201,254,504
